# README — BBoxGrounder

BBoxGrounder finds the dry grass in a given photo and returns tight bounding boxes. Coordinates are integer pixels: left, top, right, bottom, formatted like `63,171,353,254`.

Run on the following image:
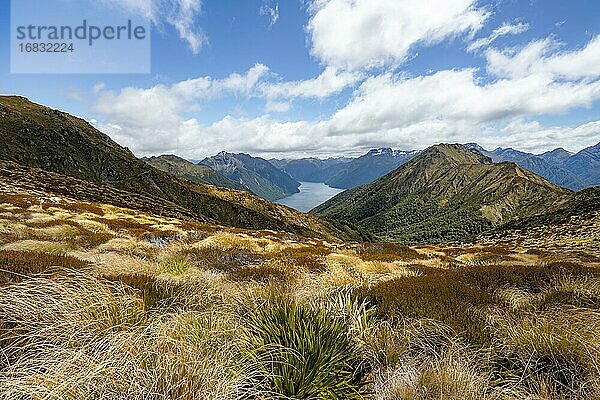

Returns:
0,188,598,399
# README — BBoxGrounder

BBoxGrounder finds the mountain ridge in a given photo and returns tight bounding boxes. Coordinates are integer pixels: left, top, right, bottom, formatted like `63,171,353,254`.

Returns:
144,154,244,191
313,144,571,244
0,95,355,240
200,151,300,201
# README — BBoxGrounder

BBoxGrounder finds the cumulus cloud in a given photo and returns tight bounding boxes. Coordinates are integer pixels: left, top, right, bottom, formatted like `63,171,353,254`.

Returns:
93,64,269,129
307,0,488,70
487,35,600,80
326,69,600,137
88,3,600,158
91,62,600,158
467,22,529,52
261,67,361,100
496,118,600,153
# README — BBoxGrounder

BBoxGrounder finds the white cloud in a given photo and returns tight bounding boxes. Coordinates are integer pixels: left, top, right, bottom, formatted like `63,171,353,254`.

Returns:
467,22,529,52
326,69,600,137
307,0,488,70
89,26,600,159
497,118,600,153
261,67,361,100
265,100,291,113
260,2,279,28
93,64,269,129
100,0,206,54
156,0,206,54
92,83,106,95
91,63,600,158
487,35,600,80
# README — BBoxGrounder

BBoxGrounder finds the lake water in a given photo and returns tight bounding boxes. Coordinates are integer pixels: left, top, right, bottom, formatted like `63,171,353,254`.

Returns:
276,182,345,212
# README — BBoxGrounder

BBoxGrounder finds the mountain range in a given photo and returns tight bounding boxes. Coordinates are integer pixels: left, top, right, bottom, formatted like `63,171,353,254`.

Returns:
269,157,352,183
200,152,300,201
0,96,357,240
466,143,599,190
1,95,597,246
146,143,598,203
144,154,243,191
272,148,419,189
313,144,571,243
271,142,599,193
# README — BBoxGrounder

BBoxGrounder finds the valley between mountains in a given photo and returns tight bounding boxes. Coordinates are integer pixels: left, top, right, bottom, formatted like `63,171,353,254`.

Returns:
0,95,599,399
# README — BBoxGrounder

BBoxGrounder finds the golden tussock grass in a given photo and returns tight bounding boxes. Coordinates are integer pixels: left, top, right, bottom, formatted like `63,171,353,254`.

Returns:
0,190,599,399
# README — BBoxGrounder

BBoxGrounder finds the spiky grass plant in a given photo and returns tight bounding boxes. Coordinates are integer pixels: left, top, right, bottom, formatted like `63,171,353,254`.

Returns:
160,258,189,275
243,298,365,399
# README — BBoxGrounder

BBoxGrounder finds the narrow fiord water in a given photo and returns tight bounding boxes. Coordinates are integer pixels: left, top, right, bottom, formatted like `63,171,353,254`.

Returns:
276,182,344,212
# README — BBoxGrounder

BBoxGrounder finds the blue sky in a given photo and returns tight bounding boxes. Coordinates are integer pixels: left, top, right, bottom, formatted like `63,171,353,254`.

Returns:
1,0,599,159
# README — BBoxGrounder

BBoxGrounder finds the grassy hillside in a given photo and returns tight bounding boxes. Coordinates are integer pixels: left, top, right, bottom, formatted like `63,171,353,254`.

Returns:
145,154,244,190
313,144,571,244
0,96,356,240
0,184,598,399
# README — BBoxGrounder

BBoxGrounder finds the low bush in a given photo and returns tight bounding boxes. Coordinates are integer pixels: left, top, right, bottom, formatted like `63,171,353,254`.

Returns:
180,246,264,272
456,262,599,293
360,275,493,346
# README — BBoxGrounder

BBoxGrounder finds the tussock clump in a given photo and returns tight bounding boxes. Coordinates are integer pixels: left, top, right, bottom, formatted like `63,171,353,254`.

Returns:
1,239,72,254
537,275,600,310
0,273,145,346
98,237,153,256
367,319,494,400
0,250,89,284
178,246,265,273
354,242,428,262
143,311,247,399
200,232,284,254
229,263,290,283
104,272,223,312
278,244,330,273
0,334,154,400
490,308,600,398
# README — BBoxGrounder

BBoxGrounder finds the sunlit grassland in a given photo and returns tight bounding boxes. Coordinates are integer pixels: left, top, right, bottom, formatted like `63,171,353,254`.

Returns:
0,190,599,399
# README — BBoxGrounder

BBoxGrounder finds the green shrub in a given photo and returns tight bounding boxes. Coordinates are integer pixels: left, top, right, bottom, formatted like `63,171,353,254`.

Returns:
244,299,364,399
160,258,189,275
